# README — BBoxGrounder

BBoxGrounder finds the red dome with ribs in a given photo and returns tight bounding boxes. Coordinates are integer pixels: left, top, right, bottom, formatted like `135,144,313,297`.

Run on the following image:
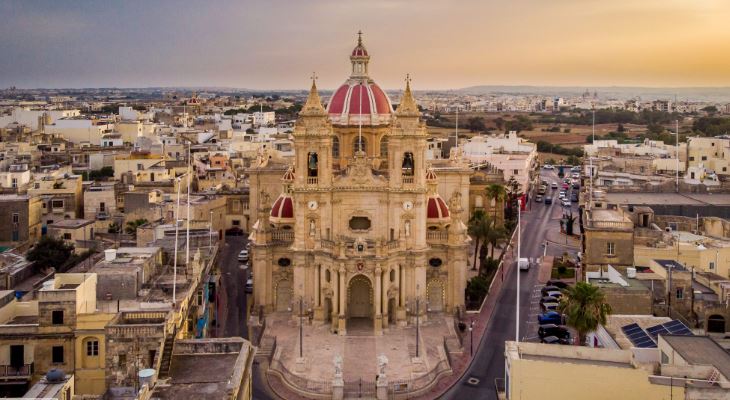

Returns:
270,193,294,222
427,196,450,221
327,82,392,122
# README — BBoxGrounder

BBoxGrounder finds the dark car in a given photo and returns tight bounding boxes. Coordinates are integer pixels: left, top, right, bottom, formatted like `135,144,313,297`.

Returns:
541,285,561,295
546,280,569,289
540,296,559,305
538,324,571,339
226,227,244,236
537,311,563,325
540,302,560,312
542,335,570,345
571,192,579,202
544,197,553,205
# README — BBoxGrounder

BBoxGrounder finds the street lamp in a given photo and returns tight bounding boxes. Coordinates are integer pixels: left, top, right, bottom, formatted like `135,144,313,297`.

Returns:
469,320,475,357
299,296,304,358
516,198,522,342
209,211,213,248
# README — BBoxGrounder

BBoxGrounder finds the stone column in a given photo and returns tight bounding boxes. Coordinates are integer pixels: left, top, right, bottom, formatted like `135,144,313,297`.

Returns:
374,265,383,335
331,267,339,332
397,264,407,325
338,265,347,335
314,264,323,321
382,268,389,328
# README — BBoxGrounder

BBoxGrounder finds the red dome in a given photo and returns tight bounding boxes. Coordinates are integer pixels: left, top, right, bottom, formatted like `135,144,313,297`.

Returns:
427,195,450,222
327,81,392,126
352,45,368,57
270,193,294,223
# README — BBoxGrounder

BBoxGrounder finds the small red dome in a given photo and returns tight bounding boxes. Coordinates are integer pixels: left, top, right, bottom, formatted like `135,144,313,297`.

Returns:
352,45,368,57
270,193,294,222
425,168,438,181
282,167,295,182
427,195,450,222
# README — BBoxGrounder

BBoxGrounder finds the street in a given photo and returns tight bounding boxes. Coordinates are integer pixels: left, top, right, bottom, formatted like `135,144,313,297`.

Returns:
442,168,579,400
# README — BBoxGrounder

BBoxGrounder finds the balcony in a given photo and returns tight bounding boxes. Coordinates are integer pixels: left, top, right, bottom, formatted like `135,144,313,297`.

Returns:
402,175,414,184
307,177,318,185
0,363,33,379
272,229,294,243
426,230,448,242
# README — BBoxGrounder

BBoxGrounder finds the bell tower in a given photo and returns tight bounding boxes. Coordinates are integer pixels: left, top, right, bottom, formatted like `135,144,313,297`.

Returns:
293,75,334,188
389,75,427,189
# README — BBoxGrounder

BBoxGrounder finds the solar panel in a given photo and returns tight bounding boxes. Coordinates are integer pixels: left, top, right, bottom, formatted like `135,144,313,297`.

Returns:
664,320,692,335
621,323,657,348
646,324,670,339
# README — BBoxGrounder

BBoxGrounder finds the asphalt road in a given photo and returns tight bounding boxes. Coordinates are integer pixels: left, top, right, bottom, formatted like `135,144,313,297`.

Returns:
218,236,250,338
442,169,579,400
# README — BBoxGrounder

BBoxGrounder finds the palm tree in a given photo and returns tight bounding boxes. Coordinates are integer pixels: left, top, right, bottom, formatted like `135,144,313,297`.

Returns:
485,183,507,222
467,210,489,271
558,282,612,346
486,224,507,259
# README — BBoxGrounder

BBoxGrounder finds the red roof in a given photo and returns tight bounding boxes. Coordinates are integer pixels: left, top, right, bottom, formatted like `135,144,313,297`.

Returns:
352,45,368,57
427,195,450,221
270,193,294,221
327,81,392,124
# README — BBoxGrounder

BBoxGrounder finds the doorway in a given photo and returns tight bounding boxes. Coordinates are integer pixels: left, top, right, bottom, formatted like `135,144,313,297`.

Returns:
275,279,292,312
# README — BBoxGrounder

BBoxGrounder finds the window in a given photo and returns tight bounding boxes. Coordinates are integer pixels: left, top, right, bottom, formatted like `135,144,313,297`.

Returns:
325,269,331,283
402,152,414,176
51,200,64,209
196,290,203,306
11,178,17,188
99,202,106,212
63,233,72,240
86,340,99,356
380,137,388,157
12,213,19,224
390,269,395,282
52,346,64,364
232,220,240,226
701,156,707,161
332,136,340,158
137,163,144,171
689,156,695,161
661,351,669,364
354,136,366,154
606,242,615,256
307,152,318,177
118,353,126,367
51,310,64,325
676,287,684,300
513,169,519,175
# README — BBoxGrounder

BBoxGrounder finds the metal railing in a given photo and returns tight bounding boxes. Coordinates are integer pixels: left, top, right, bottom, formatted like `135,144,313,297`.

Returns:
426,231,448,241
272,230,294,242
307,177,318,185
0,363,33,377
402,176,414,184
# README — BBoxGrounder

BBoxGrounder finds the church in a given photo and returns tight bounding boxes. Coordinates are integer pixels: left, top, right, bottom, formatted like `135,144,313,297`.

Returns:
248,34,475,335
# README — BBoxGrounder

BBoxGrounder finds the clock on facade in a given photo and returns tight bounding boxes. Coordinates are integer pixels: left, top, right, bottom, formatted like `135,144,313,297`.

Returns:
402,201,413,211
307,200,318,210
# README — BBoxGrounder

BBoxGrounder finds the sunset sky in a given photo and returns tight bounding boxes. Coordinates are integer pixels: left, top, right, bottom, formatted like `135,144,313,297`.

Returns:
2,0,730,90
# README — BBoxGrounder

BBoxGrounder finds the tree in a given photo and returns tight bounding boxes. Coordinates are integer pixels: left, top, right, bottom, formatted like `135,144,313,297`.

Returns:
617,123,626,133
504,177,523,222
558,282,612,346
486,223,507,259
647,123,664,134
505,115,533,133
565,213,576,236
467,117,486,132
27,236,74,272
467,210,490,271
125,218,149,236
485,184,507,221
494,117,505,130
702,105,718,114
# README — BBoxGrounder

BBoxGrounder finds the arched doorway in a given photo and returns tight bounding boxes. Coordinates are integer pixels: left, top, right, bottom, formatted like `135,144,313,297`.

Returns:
324,297,332,323
708,315,726,333
347,275,373,330
275,279,292,312
427,280,444,312
388,298,396,324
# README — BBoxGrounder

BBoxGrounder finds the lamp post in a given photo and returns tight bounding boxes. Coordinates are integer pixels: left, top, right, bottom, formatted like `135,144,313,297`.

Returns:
469,320,475,357
516,198,522,342
299,296,304,358
209,211,213,248
416,294,420,358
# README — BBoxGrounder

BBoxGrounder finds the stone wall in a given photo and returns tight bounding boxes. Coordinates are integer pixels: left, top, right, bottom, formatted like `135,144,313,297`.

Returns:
602,287,652,315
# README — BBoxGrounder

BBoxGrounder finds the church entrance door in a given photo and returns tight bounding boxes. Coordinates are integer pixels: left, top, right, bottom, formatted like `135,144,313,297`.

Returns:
348,275,372,318
427,280,444,312
275,279,292,312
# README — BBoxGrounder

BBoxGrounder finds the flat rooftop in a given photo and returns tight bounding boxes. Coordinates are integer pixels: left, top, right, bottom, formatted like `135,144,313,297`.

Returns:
590,209,631,222
48,219,94,229
604,192,730,206
662,335,730,380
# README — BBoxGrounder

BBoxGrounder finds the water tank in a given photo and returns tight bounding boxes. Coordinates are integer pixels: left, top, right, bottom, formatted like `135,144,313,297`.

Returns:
626,268,637,278
46,368,65,383
138,368,156,389
104,249,117,262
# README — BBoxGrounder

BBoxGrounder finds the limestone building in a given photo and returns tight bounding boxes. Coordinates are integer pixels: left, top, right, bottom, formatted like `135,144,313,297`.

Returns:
248,36,471,335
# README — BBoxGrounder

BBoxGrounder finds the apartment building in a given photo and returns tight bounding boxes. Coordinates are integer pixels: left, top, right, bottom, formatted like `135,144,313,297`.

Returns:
27,174,84,230
0,194,42,247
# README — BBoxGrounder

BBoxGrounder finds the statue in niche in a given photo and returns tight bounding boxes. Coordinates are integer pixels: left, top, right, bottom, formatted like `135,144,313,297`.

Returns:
404,220,411,237
309,219,316,236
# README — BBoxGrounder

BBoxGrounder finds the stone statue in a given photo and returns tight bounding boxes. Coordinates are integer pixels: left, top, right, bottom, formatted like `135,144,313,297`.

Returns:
377,354,388,377
333,355,343,377
404,220,411,237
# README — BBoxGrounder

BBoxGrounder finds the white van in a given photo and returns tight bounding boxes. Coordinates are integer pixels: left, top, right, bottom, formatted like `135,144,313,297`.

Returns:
518,257,530,271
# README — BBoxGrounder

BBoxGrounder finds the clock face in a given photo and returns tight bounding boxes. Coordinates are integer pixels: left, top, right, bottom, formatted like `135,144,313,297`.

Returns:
308,200,318,210
403,201,413,211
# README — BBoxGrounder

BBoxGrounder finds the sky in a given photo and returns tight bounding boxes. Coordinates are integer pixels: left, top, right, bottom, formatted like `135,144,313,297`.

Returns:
2,0,730,90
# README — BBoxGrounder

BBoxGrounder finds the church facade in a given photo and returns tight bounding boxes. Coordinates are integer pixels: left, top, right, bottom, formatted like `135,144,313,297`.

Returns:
249,36,473,335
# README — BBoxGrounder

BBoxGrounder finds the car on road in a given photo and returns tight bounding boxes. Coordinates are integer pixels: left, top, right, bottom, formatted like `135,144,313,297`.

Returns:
561,183,569,190
571,166,581,172
544,197,553,205
518,257,530,271
546,280,569,289
244,278,253,293
537,311,563,325
541,335,571,345
558,190,566,198
535,194,543,202
538,324,571,340
237,250,249,262
551,182,558,189
540,302,560,312
543,164,554,170
562,199,571,207
571,192,579,202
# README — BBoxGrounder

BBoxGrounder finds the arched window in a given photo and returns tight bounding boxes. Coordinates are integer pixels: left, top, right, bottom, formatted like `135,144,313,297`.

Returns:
332,137,340,158
389,269,395,282
354,136,366,154
325,269,331,283
402,152,414,176
475,195,483,208
307,152,318,177
380,137,388,157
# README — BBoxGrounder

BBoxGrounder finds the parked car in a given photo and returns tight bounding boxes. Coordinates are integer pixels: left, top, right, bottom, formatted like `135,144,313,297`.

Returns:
538,324,571,339
571,192,579,202
245,278,253,293
540,302,560,312
562,199,571,207
541,335,570,345
537,311,563,325
551,182,558,189
226,227,244,236
543,164,554,170
544,197,553,205
541,285,561,295
535,194,544,202
561,183,570,190
546,280,569,289
237,250,249,262
571,166,581,172
540,296,559,304
545,290,563,299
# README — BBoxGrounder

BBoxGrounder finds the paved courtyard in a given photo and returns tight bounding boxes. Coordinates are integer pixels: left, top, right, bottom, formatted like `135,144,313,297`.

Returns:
265,312,457,382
